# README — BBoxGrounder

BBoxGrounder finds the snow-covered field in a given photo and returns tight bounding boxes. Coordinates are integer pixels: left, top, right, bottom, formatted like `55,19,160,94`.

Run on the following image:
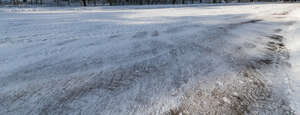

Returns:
0,3,300,115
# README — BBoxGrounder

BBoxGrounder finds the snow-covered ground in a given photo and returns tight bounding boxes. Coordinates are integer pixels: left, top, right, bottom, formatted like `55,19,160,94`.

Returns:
0,3,300,115
284,8,300,114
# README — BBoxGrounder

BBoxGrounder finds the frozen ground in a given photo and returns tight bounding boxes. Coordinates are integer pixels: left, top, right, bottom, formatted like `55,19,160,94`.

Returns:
0,3,300,115
284,8,300,115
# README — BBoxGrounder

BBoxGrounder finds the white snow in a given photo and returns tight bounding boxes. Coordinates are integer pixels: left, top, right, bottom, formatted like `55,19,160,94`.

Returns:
0,3,300,115
284,8,300,115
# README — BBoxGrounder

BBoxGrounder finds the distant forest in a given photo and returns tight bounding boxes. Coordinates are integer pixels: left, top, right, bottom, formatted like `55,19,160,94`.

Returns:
0,0,298,7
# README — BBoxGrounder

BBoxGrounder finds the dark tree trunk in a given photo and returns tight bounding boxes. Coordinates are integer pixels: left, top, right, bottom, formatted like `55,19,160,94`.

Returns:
172,0,176,4
82,0,86,6
107,0,112,5
181,0,184,4
12,0,16,5
93,0,96,5
191,0,194,3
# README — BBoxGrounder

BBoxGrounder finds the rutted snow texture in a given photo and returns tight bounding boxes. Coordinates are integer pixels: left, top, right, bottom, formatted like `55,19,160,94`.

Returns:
284,8,300,115
0,3,299,115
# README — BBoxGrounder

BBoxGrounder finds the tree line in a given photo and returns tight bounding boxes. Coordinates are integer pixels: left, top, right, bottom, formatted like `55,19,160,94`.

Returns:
0,0,298,6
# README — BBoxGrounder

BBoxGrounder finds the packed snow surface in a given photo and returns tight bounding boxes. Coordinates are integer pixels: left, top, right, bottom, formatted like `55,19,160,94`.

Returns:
0,3,300,115
285,8,300,115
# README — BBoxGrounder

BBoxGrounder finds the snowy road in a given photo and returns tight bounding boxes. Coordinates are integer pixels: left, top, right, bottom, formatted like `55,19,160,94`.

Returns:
0,3,300,115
